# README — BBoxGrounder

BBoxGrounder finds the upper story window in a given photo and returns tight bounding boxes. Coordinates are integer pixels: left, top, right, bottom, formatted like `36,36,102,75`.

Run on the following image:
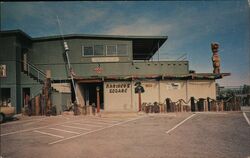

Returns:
82,46,93,56
82,44,128,57
117,44,128,56
106,45,116,56
94,45,104,56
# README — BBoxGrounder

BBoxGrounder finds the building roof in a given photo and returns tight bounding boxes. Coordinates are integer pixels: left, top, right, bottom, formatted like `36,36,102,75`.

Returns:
0,29,168,60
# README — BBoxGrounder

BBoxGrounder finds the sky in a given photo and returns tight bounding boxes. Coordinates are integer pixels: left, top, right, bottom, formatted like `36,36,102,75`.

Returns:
1,1,250,87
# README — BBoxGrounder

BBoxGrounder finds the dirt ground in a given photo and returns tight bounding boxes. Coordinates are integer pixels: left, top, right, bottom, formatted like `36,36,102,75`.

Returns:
0,111,250,158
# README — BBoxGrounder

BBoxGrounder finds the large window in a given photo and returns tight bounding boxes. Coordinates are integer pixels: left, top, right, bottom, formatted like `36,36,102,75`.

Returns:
117,44,128,56
0,65,7,77
82,44,128,57
83,46,93,56
94,45,105,56
106,45,116,56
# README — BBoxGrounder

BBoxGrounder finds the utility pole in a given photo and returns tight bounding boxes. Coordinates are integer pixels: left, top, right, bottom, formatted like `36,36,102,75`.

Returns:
64,42,79,104
56,16,79,105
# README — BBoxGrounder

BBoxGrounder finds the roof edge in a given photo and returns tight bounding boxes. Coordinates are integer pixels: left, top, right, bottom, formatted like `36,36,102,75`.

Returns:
0,29,32,40
0,29,168,41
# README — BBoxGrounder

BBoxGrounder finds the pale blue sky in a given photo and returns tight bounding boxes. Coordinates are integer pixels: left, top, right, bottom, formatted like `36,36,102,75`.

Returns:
1,1,249,86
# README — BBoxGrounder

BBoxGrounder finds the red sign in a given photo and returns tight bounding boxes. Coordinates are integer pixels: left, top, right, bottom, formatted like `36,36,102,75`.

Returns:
94,67,103,74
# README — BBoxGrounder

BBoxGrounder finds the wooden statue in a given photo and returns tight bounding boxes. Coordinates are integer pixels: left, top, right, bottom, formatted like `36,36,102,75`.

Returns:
211,43,221,74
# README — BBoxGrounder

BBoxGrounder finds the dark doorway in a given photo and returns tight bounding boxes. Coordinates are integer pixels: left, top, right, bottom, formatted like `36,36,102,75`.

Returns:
22,88,30,108
80,82,104,109
0,88,11,106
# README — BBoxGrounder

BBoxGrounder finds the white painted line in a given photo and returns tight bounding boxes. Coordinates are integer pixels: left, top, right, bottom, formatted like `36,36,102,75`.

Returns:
80,121,113,125
86,117,122,122
23,117,50,126
1,119,86,137
61,125,92,130
49,116,144,145
49,128,80,134
243,112,250,126
195,112,228,115
84,118,119,124
71,122,103,127
166,114,196,134
0,117,48,126
33,130,64,138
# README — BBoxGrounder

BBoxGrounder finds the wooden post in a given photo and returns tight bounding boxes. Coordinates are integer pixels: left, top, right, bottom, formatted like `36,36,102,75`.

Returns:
138,91,142,112
44,70,52,115
96,86,100,113
205,100,208,112
180,101,183,112
35,95,40,115
221,100,224,111
191,97,195,112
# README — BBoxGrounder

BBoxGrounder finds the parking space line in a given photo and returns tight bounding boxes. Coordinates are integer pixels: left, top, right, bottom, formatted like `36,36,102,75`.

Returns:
166,113,196,134
0,117,49,126
195,112,228,115
243,112,250,126
71,122,103,127
1,119,89,137
86,117,122,122
80,121,113,125
49,116,144,145
49,128,80,134
61,125,92,130
84,118,120,123
33,130,64,138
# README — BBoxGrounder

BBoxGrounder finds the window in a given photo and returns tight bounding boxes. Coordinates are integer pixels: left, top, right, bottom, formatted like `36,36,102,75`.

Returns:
117,44,128,56
106,45,116,56
83,46,93,56
82,44,128,57
0,65,7,77
94,45,104,56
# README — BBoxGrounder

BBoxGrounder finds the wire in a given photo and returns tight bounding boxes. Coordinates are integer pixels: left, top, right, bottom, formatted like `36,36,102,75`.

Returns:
56,15,65,43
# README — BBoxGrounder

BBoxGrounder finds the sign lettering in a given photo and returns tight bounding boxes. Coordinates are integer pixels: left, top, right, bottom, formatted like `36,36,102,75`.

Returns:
106,83,130,93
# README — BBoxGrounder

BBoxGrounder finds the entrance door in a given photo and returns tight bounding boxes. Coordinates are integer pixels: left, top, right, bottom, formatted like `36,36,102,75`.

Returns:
80,83,104,109
22,88,30,108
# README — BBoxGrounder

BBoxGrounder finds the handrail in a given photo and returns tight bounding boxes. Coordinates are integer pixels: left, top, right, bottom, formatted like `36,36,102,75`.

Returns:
21,60,45,75
26,61,46,76
21,60,54,83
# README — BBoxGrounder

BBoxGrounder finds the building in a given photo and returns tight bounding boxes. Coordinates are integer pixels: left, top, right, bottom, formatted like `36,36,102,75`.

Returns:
0,30,230,114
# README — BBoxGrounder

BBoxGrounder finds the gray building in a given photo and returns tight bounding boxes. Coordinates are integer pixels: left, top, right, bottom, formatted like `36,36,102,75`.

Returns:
0,30,229,113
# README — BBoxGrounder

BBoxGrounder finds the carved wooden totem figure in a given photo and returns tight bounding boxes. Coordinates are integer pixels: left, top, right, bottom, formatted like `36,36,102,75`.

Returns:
211,43,220,74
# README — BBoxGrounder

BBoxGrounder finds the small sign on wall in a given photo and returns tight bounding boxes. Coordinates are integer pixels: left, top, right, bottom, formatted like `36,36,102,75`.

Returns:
0,65,7,77
92,57,119,62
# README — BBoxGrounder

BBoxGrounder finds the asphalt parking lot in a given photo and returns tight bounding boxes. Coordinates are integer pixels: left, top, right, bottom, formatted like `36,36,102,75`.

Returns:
0,112,250,158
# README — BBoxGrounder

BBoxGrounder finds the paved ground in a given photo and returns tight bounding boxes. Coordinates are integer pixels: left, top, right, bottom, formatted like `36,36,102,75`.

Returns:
0,111,250,158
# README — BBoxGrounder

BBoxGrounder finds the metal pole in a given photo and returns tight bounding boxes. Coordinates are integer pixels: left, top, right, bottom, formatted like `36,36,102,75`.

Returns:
56,16,79,104
65,50,79,104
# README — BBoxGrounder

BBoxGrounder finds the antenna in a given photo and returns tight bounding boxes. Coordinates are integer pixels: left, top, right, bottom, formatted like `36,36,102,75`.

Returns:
56,16,65,42
56,16,69,52
56,16,79,104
